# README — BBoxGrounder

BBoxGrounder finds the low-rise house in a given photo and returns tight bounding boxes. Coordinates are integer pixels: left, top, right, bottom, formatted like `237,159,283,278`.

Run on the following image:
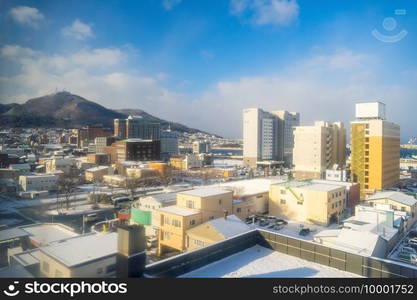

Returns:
38,232,117,278
86,153,111,165
19,174,58,192
313,205,404,258
85,166,112,182
126,167,159,180
364,191,417,229
131,192,178,236
170,154,202,170
157,187,234,254
45,158,77,175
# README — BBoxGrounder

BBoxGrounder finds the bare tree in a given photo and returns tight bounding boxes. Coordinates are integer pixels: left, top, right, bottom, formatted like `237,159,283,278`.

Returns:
125,175,145,200
57,172,80,211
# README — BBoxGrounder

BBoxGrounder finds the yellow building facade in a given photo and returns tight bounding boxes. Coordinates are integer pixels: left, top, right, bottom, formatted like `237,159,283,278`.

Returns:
350,119,400,199
157,188,234,254
269,181,346,226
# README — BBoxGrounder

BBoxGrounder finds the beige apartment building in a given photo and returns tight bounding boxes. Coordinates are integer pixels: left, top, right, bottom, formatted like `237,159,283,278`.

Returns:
269,181,346,226
84,166,112,182
293,121,346,180
157,188,234,254
350,102,400,199
38,233,117,278
19,174,58,192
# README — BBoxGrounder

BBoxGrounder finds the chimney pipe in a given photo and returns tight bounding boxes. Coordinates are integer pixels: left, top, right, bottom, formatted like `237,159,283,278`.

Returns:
116,224,147,278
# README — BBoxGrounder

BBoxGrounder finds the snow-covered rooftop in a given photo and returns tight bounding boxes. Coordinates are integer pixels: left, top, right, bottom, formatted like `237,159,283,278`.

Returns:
303,183,342,192
139,192,177,204
21,223,78,246
85,166,109,172
179,187,232,198
158,205,200,216
215,178,286,196
206,215,251,238
13,248,42,267
0,228,29,242
367,191,417,207
40,232,117,267
181,245,360,278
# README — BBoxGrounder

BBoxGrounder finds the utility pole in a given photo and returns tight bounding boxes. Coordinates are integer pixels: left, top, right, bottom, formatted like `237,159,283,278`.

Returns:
82,214,85,234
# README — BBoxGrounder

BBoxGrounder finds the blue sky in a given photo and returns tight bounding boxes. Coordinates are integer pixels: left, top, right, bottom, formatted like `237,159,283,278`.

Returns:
0,0,416,140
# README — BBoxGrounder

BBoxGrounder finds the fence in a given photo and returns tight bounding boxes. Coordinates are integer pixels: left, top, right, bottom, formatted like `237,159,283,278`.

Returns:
144,230,259,278
257,229,417,278
144,229,417,278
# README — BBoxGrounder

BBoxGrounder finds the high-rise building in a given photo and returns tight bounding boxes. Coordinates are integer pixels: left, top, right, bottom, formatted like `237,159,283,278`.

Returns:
350,102,400,200
114,119,127,139
75,126,112,147
160,129,179,160
103,139,161,163
293,121,346,180
192,141,211,154
114,115,160,140
272,111,300,167
242,108,283,168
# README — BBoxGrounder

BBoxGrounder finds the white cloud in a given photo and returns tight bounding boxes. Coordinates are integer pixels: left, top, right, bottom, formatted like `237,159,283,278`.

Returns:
62,19,94,40
9,6,44,28
162,0,182,11
0,45,415,141
230,0,299,26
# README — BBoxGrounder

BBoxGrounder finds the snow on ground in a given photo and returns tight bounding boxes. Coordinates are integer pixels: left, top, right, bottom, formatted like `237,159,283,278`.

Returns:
213,159,243,168
181,245,360,278
46,203,114,216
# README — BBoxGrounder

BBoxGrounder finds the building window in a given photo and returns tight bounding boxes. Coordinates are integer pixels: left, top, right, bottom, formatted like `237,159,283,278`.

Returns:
164,216,171,225
190,219,195,225
401,207,406,212
172,219,181,227
194,240,204,246
163,231,171,240
218,199,222,205
280,199,286,204
280,190,286,195
97,267,103,274
237,208,241,213
186,200,195,209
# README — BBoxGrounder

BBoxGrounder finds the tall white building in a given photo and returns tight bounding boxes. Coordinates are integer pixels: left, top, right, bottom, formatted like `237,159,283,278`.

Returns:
293,121,346,180
243,108,281,168
272,111,300,167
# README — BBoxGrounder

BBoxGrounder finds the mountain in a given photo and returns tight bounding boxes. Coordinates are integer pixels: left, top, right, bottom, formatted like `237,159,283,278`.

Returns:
0,92,219,136
116,109,215,135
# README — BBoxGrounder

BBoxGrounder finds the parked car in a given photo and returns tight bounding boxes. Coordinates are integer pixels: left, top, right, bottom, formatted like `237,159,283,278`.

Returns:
299,228,310,236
